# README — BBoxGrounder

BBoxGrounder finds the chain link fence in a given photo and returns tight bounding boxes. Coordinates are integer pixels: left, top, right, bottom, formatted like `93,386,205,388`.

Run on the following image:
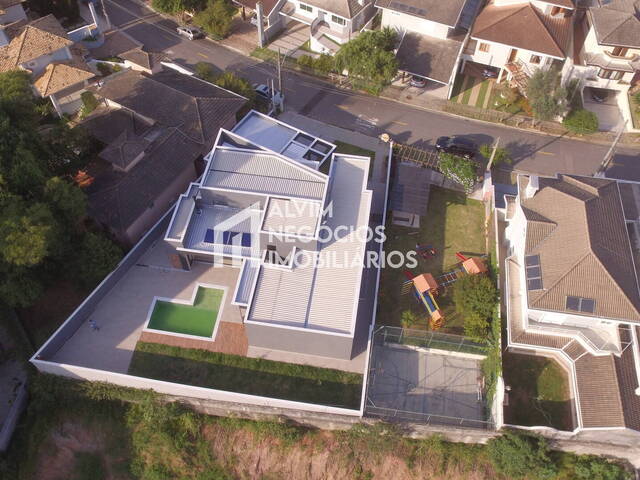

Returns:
373,325,488,356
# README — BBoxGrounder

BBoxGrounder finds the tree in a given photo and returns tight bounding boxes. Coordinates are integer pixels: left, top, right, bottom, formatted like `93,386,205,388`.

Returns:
213,72,255,104
563,109,599,135
479,144,512,166
73,232,122,288
401,310,418,329
486,431,558,480
526,67,567,121
0,201,55,267
463,312,489,341
453,274,497,320
44,177,87,226
194,0,236,39
195,62,217,83
334,28,398,94
437,153,477,192
0,267,44,308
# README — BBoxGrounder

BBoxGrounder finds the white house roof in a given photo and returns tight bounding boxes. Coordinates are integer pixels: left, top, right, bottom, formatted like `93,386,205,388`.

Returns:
202,148,328,200
262,197,321,237
247,155,372,335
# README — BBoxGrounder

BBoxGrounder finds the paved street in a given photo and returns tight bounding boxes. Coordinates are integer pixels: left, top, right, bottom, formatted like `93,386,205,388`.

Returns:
103,0,640,180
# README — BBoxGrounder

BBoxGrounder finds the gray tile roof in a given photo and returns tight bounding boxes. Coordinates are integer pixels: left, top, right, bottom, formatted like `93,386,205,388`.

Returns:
395,31,462,84
89,69,246,145
589,0,640,48
84,70,246,238
304,0,368,19
375,0,467,26
521,174,640,323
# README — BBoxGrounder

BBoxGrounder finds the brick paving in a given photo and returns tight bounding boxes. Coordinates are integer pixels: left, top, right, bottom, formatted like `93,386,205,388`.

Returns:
139,322,249,356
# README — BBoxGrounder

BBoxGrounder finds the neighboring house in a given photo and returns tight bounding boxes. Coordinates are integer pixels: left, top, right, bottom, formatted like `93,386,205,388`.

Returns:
89,29,166,74
375,0,481,93
0,0,26,46
501,173,640,436
164,110,371,358
279,0,377,54
81,69,247,246
464,0,574,93
566,0,640,131
0,14,96,115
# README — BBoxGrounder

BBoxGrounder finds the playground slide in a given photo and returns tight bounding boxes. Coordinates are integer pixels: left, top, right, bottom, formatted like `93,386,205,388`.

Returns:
415,289,439,315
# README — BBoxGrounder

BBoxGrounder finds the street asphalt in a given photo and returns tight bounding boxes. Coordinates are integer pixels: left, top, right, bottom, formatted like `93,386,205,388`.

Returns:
103,0,640,180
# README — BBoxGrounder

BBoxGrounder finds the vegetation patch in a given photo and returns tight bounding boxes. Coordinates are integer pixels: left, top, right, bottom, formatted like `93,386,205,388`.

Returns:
128,342,363,408
502,352,573,430
563,108,599,135
377,187,485,332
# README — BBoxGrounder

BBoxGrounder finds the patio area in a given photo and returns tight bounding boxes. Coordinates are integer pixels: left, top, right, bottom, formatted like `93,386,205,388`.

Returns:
50,239,245,374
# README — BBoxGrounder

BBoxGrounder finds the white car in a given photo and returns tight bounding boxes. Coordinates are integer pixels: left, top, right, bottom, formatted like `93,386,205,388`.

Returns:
176,26,204,40
253,83,284,104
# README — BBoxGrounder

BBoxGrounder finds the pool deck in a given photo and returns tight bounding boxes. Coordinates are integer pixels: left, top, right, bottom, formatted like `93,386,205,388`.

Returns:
51,239,244,374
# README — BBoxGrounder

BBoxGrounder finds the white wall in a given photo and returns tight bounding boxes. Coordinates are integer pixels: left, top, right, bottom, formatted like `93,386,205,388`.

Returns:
380,8,450,39
468,38,559,72
20,46,72,76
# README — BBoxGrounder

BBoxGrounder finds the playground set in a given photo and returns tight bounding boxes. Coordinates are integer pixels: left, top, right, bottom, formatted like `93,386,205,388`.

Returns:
402,251,488,330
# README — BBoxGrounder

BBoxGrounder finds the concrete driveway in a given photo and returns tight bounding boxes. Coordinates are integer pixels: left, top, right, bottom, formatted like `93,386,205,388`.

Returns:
583,88,625,132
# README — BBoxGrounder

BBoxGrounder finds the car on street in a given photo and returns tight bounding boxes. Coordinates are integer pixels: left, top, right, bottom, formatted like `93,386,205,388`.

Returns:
409,75,426,88
176,26,204,40
435,136,477,158
253,83,284,104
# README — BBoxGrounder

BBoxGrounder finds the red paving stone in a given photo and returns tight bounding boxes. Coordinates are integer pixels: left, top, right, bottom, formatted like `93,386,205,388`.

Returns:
139,321,249,356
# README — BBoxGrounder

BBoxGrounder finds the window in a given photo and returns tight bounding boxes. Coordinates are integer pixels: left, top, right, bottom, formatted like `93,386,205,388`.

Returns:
478,42,490,53
331,15,346,26
530,55,542,64
299,2,313,13
611,47,629,58
598,68,624,80
525,255,543,290
566,296,595,313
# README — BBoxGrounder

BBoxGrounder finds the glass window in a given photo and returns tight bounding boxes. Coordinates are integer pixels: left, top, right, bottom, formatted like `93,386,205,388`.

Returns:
478,42,490,53
299,3,313,13
525,255,543,290
598,69,624,80
611,47,628,57
331,15,346,25
530,55,542,64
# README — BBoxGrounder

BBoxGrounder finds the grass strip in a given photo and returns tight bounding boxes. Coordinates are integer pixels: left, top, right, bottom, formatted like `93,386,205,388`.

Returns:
449,73,466,102
128,342,363,409
461,76,477,105
475,80,490,109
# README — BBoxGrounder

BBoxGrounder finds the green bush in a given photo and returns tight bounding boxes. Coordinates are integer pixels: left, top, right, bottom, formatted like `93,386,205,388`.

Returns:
573,454,631,480
95,62,111,76
486,431,558,479
400,310,418,329
437,153,477,192
80,92,99,116
194,61,216,82
297,54,315,69
479,144,511,166
194,0,236,39
563,108,599,134
314,54,335,74
213,71,255,104
453,274,498,341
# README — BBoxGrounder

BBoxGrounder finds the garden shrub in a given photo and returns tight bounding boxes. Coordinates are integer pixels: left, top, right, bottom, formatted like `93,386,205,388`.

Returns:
80,92,98,116
437,153,477,192
563,108,599,134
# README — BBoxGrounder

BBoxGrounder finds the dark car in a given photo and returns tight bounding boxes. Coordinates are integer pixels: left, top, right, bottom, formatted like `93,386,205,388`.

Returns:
435,136,477,158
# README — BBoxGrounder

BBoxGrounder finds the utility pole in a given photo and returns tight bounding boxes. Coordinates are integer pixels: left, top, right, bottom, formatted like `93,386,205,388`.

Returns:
487,137,501,171
596,120,627,178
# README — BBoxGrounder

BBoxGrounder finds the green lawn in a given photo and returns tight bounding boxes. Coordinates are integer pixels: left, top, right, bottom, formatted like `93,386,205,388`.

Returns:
128,342,363,408
377,187,486,333
460,76,476,105
502,352,573,430
475,79,490,108
449,73,465,102
629,92,640,130
147,287,223,338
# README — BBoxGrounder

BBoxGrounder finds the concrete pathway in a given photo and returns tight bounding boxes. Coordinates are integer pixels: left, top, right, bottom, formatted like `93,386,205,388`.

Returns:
267,22,309,58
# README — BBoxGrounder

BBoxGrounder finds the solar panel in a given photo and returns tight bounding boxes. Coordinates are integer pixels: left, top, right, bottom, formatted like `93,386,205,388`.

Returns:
525,255,543,290
566,296,595,313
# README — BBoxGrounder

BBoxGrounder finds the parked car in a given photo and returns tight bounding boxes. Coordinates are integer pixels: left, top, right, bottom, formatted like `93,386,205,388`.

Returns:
482,68,498,79
435,136,477,158
591,88,609,103
176,26,204,40
409,75,427,88
253,83,284,104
